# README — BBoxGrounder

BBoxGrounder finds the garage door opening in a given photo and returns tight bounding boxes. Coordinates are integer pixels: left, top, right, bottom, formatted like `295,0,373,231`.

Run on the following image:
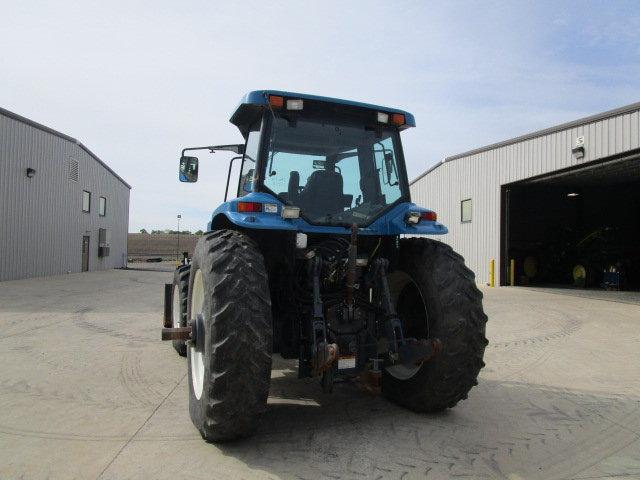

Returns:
501,153,640,290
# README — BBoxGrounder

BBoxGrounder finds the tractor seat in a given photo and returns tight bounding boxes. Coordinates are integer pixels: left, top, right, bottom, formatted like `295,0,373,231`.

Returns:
300,169,346,219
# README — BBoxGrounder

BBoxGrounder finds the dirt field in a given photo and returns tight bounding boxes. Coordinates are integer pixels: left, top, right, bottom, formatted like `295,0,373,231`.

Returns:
0,269,639,479
127,233,199,261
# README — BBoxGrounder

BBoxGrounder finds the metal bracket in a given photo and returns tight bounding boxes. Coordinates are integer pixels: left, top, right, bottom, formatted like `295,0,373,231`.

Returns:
398,338,442,367
163,283,172,328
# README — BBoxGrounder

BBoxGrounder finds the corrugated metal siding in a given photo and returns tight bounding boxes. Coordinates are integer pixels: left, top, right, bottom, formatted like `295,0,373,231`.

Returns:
0,112,130,281
410,106,640,285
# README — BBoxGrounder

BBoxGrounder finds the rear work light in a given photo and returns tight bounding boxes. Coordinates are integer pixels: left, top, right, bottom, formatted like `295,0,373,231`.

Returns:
268,95,284,108
237,202,263,213
377,112,389,123
281,206,300,219
406,212,421,224
286,99,304,110
406,210,437,224
391,113,405,126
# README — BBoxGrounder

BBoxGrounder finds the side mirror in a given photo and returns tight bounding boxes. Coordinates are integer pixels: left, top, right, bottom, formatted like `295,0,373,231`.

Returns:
179,156,199,182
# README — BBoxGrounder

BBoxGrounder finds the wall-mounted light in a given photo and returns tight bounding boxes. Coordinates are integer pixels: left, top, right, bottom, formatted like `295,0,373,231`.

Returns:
572,136,585,160
572,146,585,160
567,192,580,197
26,168,36,178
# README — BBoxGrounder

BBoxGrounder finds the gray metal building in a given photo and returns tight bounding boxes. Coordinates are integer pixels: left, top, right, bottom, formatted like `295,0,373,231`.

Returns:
410,102,640,288
0,107,130,281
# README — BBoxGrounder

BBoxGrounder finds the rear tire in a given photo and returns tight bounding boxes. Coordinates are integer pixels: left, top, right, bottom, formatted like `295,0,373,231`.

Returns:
187,230,272,441
172,265,190,356
382,238,488,412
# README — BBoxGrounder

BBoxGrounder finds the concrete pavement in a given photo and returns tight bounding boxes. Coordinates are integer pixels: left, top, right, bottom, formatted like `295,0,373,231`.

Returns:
0,269,639,479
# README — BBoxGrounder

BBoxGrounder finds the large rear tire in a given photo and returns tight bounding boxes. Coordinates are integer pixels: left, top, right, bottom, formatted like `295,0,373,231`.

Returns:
186,230,272,441
172,265,190,356
382,238,488,412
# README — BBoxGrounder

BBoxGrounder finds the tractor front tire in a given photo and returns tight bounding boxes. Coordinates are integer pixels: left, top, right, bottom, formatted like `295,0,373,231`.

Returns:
186,230,272,442
172,265,190,356
382,238,488,412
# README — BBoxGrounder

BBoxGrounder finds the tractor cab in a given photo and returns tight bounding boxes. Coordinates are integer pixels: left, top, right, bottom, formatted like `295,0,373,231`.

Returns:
178,91,445,236
232,91,413,227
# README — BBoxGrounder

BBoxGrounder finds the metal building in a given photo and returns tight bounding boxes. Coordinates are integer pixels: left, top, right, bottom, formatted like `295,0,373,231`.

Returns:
410,102,640,289
0,107,130,281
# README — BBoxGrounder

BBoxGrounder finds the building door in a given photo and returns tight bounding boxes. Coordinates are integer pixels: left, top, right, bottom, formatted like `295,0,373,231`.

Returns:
82,236,90,272
501,153,640,289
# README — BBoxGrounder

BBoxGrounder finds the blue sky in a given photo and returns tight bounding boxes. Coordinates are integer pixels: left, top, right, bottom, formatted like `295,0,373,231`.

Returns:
1,1,639,231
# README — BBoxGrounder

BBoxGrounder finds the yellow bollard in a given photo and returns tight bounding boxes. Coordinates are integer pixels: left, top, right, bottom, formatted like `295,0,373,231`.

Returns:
509,258,515,286
489,259,495,287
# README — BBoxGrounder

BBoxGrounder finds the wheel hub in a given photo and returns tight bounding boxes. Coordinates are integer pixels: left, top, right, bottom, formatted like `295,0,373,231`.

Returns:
191,313,205,352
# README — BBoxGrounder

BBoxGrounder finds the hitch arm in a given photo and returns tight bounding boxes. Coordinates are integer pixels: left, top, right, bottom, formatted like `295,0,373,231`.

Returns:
372,258,405,354
307,256,337,378
371,259,442,367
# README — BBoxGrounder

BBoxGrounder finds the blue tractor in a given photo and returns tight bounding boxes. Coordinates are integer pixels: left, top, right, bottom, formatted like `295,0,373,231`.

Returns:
162,91,488,442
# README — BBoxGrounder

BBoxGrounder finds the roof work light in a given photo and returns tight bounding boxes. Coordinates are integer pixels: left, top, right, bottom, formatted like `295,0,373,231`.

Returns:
286,99,304,110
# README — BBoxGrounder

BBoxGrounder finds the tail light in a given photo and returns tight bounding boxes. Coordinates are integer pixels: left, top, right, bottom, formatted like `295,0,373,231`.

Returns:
237,202,263,213
420,211,437,222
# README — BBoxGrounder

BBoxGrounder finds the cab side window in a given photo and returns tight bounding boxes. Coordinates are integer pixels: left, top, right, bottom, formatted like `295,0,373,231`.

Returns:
238,121,261,197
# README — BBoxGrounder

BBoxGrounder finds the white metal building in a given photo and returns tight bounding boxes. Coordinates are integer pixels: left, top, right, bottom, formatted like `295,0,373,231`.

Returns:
410,102,640,288
0,107,130,281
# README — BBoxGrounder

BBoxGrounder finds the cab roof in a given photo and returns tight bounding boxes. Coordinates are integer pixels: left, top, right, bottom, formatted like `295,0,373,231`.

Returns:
230,90,416,137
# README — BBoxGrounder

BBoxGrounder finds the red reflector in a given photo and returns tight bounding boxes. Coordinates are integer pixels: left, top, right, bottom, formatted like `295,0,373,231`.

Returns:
237,202,263,213
420,211,437,222
391,113,405,126
268,95,284,108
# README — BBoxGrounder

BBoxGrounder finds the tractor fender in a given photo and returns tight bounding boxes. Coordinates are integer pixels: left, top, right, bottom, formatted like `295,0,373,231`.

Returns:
206,193,448,236
386,203,448,236
207,193,297,232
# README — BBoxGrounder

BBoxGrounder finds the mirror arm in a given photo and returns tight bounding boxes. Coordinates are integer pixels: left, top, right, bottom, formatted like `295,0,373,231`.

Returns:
224,156,243,202
181,146,211,158
181,144,244,157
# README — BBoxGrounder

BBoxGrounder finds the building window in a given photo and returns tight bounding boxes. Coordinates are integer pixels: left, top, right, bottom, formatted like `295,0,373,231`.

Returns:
82,190,91,213
99,196,106,216
461,198,472,223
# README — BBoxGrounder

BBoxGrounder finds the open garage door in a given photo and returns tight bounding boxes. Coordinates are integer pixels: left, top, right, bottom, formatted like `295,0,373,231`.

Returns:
501,153,640,290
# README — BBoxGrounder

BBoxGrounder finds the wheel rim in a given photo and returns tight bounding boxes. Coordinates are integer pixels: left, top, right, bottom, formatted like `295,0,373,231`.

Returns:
190,269,205,400
385,271,430,380
172,284,181,328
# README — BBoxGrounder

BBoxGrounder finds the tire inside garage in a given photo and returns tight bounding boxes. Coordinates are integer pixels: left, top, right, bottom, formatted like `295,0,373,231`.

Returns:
502,153,640,290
